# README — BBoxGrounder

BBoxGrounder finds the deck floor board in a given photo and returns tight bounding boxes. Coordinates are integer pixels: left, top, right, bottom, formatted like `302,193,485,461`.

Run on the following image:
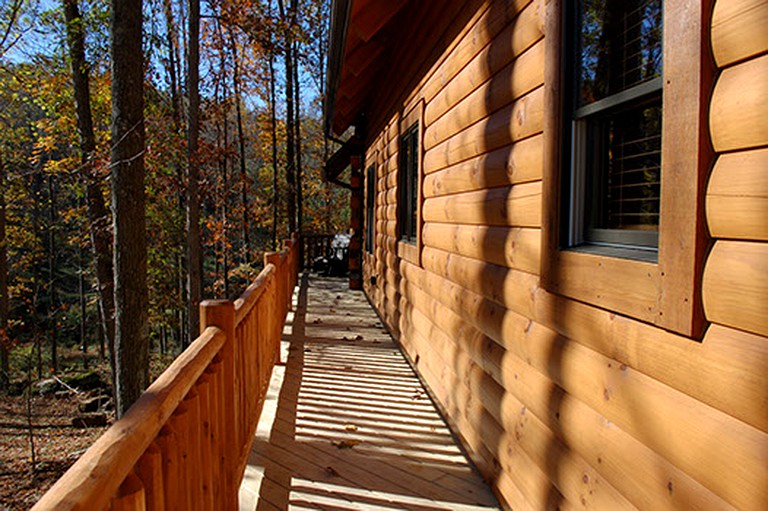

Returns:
239,275,501,511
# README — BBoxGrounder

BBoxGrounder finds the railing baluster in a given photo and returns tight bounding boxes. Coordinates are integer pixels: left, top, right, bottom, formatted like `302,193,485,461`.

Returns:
196,376,214,510
111,472,146,511
170,404,190,511
199,300,237,510
184,390,202,510
204,362,222,506
157,426,179,511
135,443,164,511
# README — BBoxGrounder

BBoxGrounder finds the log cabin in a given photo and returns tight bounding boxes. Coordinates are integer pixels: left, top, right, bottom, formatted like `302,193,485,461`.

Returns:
324,0,768,509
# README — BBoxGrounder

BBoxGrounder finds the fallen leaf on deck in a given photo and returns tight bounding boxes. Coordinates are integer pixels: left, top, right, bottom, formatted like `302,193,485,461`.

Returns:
332,439,361,449
344,424,358,432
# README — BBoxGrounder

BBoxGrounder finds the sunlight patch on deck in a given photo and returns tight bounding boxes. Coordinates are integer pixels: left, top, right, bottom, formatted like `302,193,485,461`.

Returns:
239,275,501,511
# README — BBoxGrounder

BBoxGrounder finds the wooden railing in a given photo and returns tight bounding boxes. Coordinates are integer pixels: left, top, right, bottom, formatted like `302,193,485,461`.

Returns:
32,235,300,511
301,232,336,270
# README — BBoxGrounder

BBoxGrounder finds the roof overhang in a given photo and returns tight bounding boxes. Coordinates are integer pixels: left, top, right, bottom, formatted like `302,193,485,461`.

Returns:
323,135,364,188
324,0,410,138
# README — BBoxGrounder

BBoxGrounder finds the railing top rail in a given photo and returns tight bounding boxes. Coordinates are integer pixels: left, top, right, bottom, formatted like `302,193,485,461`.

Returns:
32,326,226,511
233,264,275,326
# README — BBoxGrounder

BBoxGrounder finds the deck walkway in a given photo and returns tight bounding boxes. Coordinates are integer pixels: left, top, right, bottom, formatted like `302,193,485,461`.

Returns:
239,274,501,511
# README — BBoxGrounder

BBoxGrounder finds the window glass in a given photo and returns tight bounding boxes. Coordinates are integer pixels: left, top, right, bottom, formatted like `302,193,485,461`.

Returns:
584,102,661,234
577,0,663,106
568,0,663,255
366,164,376,253
398,124,419,243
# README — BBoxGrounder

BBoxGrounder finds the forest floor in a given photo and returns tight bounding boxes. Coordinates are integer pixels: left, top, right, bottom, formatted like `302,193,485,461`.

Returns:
0,346,177,510
0,393,111,510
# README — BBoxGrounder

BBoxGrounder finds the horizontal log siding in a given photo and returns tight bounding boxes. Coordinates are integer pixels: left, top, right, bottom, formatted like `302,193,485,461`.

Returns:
361,0,768,509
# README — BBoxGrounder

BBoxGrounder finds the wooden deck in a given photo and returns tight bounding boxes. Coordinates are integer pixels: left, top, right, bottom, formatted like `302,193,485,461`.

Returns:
239,275,501,511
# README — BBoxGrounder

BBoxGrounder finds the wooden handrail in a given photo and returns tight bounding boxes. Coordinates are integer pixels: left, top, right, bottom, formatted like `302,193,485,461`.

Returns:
32,234,300,511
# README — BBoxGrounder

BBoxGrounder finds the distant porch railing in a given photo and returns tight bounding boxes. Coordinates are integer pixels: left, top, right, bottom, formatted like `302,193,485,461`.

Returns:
300,232,336,269
32,235,300,511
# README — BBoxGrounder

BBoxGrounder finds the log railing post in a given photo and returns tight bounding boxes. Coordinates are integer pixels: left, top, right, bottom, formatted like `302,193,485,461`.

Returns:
265,252,282,314
199,300,237,510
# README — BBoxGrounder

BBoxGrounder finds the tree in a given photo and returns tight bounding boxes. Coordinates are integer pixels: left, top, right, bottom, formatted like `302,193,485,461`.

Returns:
110,0,148,416
0,151,8,389
277,0,296,235
186,0,201,346
230,30,251,263
63,0,116,381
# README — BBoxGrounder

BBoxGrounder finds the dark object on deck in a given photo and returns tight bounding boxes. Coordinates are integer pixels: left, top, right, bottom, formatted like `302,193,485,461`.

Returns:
312,234,350,277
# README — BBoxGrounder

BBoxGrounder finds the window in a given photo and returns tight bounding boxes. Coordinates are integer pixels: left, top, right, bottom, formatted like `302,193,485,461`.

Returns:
398,123,419,244
565,0,663,261
541,0,711,337
365,163,376,254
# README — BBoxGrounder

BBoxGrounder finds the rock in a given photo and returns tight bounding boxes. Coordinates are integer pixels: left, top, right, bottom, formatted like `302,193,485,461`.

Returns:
72,412,108,428
35,378,59,396
79,395,110,413
62,372,105,392
8,380,27,396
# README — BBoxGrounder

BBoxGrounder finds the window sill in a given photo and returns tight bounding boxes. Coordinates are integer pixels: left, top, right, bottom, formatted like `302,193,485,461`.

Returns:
569,244,658,263
546,250,661,323
398,240,420,267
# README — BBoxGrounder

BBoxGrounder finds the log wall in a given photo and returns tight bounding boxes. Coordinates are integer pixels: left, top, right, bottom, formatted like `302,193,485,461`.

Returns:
360,0,768,509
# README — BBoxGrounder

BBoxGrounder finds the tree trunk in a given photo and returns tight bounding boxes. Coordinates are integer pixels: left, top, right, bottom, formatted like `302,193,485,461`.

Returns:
269,49,279,248
0,152,8,390
47,174,57,373
110,0,148,417
162,0,186,351
278,0,296,235
63,0,116,382
186,0,201,346
293,40,303,235
230,32,250,264
162,0,180,127
79,242,88,369
218,37,230,298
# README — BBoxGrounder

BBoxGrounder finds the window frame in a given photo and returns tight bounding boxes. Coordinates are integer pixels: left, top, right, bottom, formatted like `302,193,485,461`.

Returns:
541,0,712,337
397,100,424,266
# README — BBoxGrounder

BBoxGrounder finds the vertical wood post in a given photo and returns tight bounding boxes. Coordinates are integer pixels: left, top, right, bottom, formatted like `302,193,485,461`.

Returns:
199,299,237,510
170,404,191,511
111,471,146,511
135,443,164,511
265,252,282,314
349,156,363,290
157,425,179,511
197,374,214,510
204,362,223,506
